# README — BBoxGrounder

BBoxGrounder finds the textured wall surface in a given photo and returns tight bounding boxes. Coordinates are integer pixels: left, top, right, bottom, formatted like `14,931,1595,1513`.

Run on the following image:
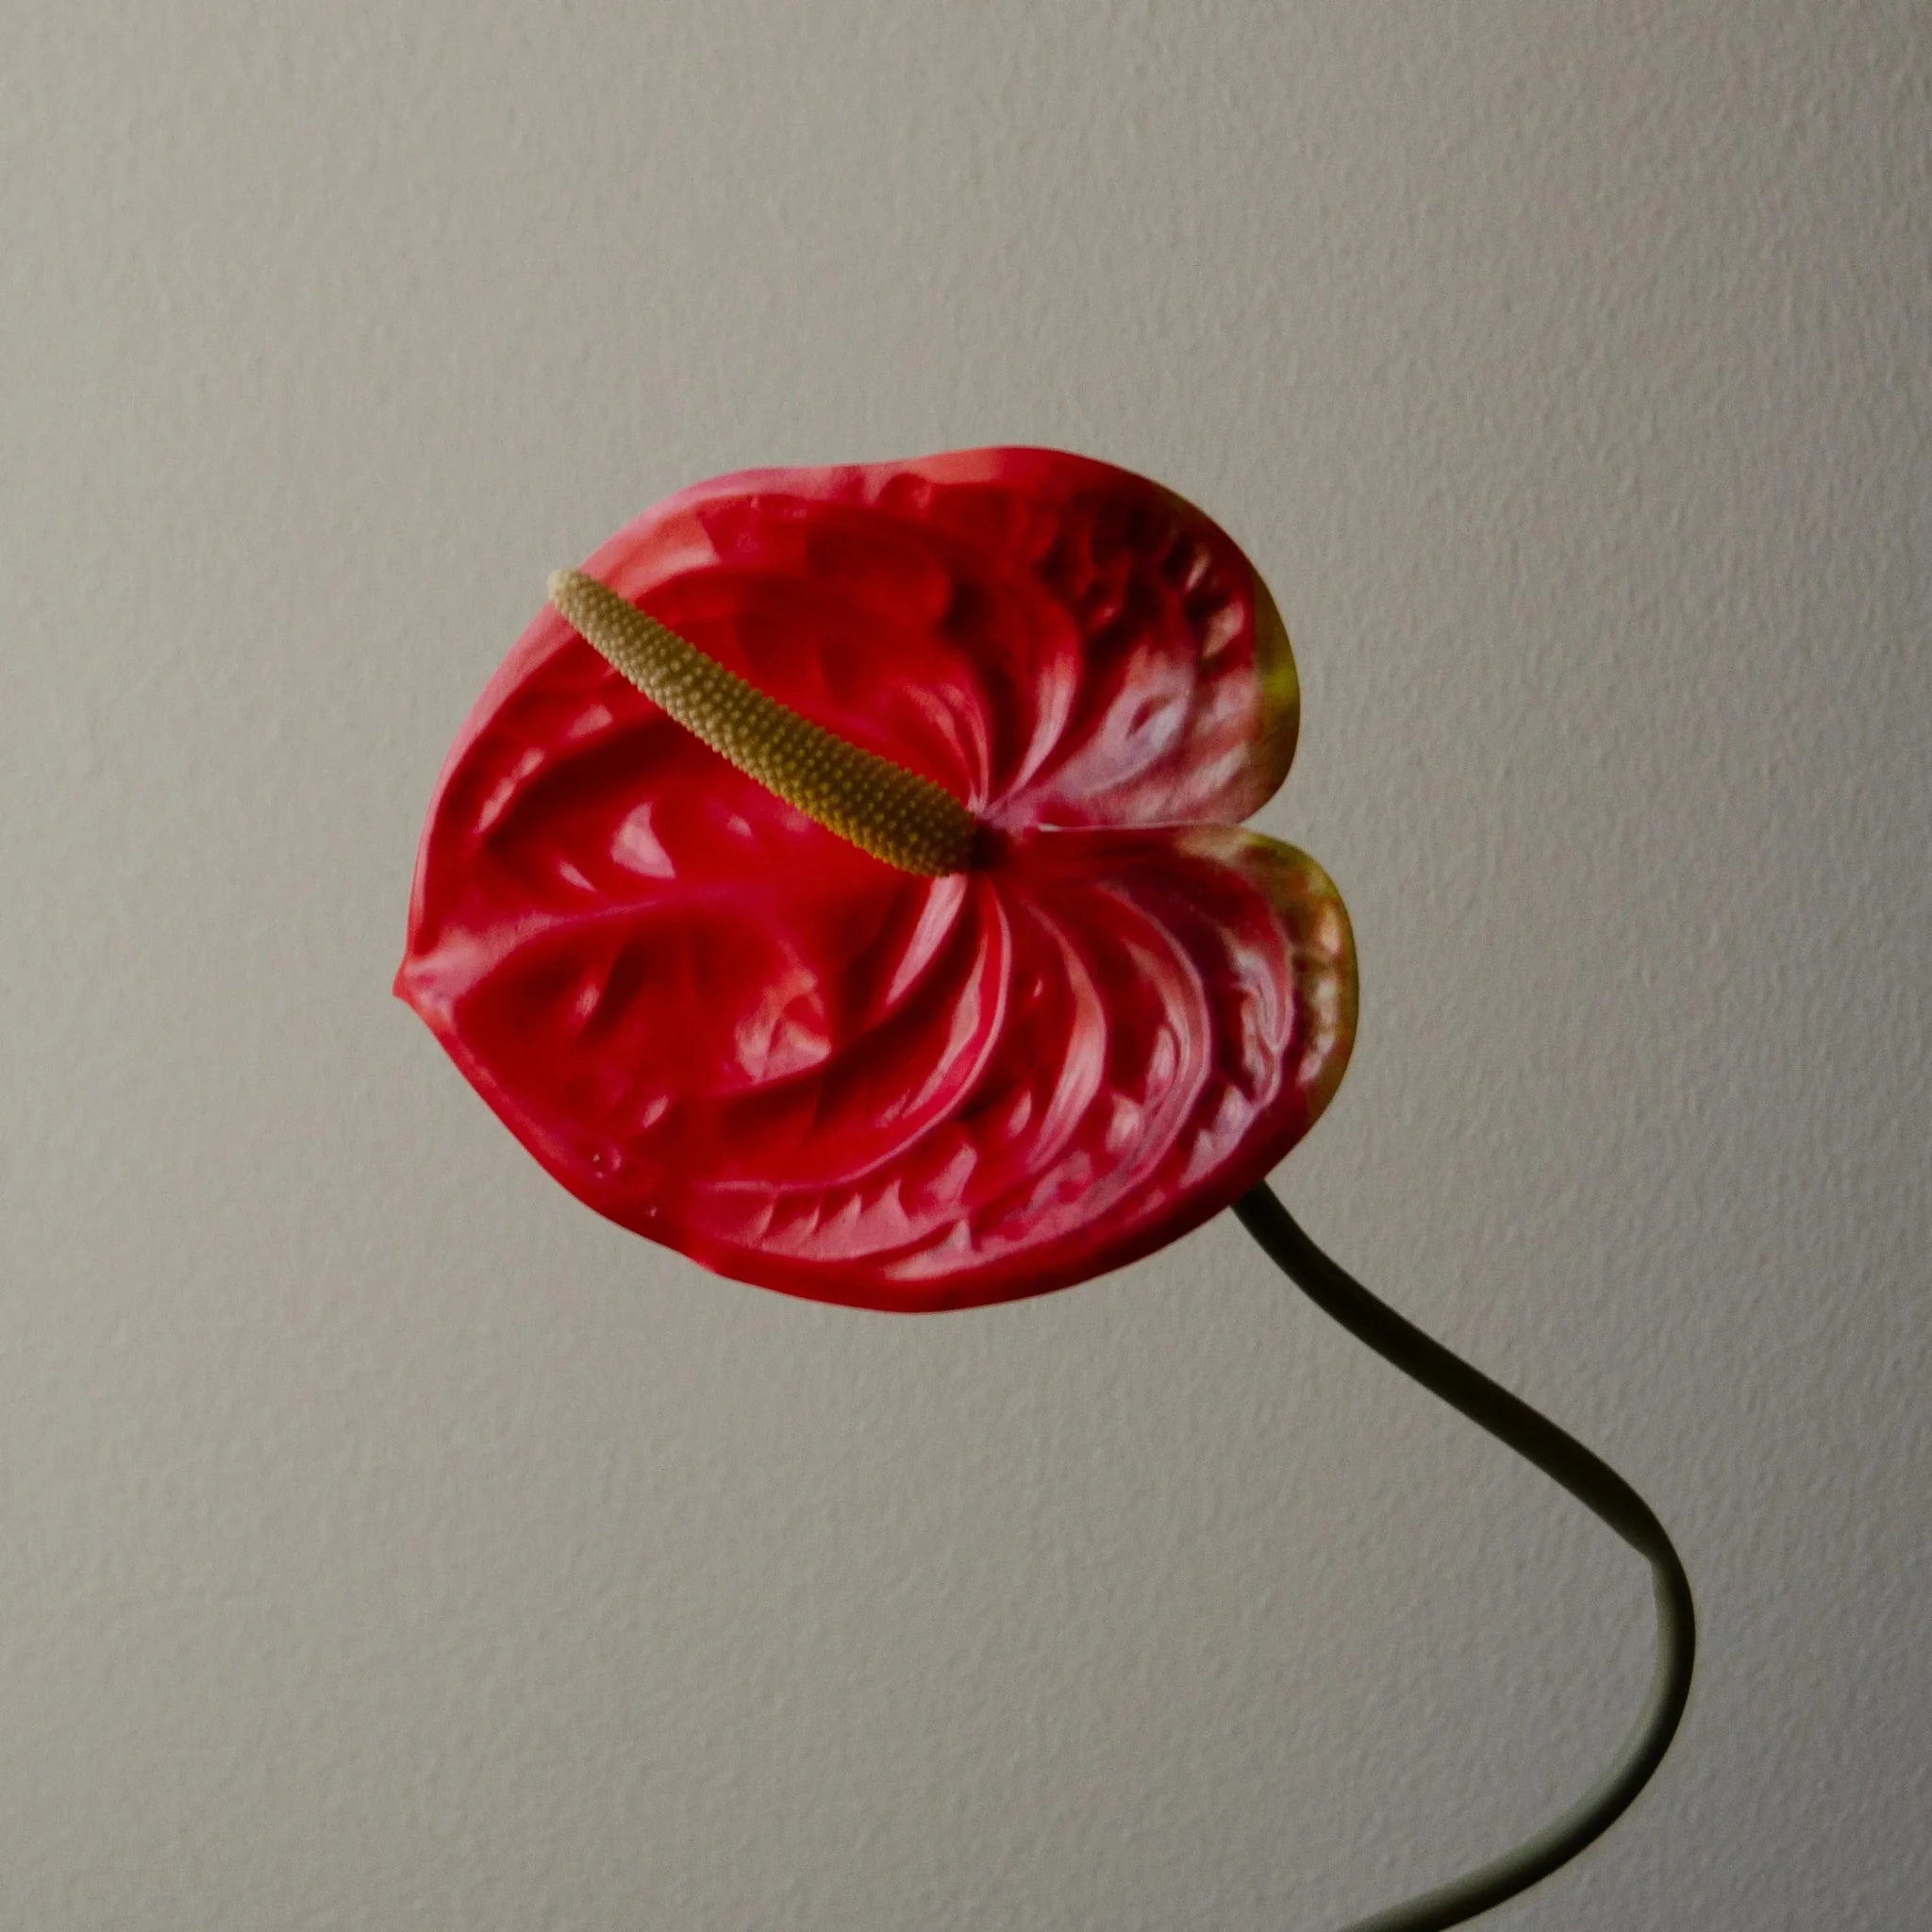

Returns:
4,5,1926,1927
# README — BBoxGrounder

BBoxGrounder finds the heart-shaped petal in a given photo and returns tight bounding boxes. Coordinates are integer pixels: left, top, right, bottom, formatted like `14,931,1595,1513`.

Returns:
396,450,1353,1309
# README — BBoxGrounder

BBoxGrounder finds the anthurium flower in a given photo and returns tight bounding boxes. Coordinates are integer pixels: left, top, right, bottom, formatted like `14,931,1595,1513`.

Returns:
395,458,1690,1931
396,447,1356,1310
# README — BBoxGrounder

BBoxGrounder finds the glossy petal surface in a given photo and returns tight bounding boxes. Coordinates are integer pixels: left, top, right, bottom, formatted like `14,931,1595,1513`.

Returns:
397,449,1355,1309
573,446,1299,829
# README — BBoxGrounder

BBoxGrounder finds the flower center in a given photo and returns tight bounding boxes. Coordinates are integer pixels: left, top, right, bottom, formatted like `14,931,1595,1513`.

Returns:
549,570,981,876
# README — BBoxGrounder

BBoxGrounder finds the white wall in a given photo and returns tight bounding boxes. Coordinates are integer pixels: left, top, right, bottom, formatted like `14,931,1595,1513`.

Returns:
4,5,1925,1926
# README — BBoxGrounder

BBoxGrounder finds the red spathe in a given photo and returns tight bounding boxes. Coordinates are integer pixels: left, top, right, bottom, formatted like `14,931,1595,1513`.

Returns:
396,448,1357,1309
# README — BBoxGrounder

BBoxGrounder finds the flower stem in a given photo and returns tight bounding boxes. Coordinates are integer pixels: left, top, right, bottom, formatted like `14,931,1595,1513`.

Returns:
1233,1184,1695,1932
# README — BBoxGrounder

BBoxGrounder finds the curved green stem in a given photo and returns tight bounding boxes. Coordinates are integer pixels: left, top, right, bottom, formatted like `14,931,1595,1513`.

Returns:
1233,1185,1694,1932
